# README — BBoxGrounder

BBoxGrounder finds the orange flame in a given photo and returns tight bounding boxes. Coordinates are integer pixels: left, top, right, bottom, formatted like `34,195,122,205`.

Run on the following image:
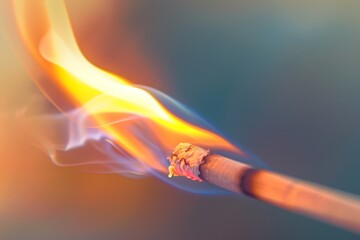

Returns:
11,0,240,174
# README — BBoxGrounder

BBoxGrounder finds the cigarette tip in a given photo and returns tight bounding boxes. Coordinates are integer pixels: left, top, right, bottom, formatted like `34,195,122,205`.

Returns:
167,143,209,181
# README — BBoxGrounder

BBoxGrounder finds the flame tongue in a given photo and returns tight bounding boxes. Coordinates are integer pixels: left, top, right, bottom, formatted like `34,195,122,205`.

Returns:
11,0,240,175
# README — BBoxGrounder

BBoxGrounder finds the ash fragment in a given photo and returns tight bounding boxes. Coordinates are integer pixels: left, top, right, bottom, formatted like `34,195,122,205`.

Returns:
167,143,210,181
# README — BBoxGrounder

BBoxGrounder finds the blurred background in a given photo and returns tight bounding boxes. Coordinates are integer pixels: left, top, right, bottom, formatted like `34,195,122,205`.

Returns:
1,0,360,239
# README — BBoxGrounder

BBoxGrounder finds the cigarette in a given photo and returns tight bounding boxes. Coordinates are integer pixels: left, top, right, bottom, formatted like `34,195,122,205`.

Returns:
168,143,360,234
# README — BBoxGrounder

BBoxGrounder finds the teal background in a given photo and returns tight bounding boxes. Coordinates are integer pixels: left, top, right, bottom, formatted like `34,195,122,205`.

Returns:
124,1,360,239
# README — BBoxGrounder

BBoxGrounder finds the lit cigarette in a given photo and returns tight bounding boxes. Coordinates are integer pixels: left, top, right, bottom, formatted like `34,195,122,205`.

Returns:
168,143,360,234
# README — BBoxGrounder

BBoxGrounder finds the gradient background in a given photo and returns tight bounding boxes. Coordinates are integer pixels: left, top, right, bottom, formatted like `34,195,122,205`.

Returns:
1,0,360,239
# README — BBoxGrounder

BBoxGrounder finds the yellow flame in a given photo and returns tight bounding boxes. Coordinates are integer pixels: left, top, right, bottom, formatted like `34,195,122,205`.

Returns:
11,0,240,173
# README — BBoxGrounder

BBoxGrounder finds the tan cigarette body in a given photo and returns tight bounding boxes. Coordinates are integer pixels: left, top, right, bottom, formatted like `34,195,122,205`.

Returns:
201,153,360,234
168,143,360,234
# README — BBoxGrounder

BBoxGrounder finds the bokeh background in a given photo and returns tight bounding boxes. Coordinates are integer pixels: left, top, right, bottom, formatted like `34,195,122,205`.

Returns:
1,0,360,239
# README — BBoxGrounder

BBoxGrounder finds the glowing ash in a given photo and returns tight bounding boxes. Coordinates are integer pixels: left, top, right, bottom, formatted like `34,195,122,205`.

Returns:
168,143,210,181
